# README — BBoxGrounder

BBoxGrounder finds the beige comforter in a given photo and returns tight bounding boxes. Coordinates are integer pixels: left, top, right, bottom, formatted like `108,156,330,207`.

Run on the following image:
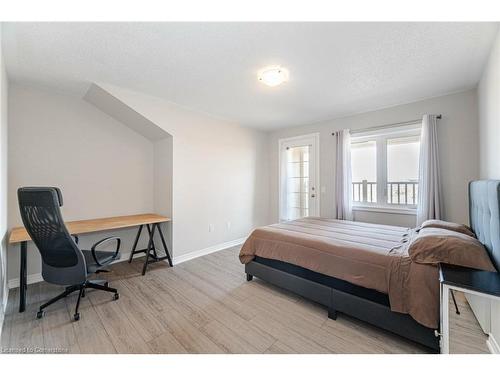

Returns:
239,217,440,328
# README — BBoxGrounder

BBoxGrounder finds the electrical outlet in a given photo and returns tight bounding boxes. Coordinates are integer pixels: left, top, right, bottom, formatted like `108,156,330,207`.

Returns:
226,221,231,230
208,224,214,232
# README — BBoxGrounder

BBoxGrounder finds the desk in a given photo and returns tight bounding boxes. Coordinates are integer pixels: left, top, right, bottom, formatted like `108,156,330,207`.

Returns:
439,264,500,354
9,213,172,313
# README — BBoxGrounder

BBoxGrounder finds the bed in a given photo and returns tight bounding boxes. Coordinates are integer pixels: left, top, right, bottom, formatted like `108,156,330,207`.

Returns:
240,180,500,352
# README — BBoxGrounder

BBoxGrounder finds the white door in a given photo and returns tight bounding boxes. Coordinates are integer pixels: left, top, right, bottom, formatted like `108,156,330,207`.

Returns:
279,134,320,221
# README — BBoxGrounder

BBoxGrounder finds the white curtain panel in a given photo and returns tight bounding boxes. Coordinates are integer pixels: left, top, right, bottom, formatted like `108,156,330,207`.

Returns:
416,114,443,225
335,129,353,220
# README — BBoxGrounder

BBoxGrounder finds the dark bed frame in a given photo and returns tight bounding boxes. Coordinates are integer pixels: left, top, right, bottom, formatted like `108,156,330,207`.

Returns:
245,257,440,351
244,180,500,353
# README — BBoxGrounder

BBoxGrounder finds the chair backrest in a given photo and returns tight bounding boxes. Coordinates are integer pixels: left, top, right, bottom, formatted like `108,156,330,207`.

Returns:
17,187,83,269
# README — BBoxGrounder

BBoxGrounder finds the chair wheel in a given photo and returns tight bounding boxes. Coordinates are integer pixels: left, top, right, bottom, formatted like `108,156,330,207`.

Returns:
113,292,119,300
36,310,44,319
74,313,80,321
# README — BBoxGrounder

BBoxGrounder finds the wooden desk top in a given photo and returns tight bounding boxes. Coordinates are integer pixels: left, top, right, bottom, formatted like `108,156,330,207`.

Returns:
9,213,170,244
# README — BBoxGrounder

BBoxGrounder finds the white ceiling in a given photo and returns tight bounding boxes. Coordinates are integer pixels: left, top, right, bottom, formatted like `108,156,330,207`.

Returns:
3,22,498,130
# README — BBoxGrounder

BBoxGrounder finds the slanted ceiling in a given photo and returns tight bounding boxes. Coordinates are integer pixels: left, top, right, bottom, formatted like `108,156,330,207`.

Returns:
84,83,170,141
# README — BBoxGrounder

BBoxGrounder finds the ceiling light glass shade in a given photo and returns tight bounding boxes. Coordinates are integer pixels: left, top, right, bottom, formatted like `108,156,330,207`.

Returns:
258,66,289,87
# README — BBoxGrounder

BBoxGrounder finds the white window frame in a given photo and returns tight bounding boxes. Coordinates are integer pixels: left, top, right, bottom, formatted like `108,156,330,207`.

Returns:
351,123,421,214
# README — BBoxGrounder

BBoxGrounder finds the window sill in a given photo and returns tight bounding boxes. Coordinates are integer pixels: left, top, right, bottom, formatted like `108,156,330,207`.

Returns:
353,205,417,216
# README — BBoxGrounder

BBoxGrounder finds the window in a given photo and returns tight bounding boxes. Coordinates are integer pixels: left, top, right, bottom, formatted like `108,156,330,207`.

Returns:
387,136,420,205
350,124,421,209
351,140,377,203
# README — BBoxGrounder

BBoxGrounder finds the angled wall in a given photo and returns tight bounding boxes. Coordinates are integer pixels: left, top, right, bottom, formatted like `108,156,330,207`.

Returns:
6,79,269,284
7,83,157,284
154,137,173,250
84,83,173,253
90,83,270,259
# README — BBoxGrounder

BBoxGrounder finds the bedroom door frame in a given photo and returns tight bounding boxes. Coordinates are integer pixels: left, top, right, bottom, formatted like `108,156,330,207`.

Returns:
278,133,320,222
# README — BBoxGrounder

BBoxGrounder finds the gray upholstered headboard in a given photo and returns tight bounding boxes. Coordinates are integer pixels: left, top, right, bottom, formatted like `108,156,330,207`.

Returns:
469,180,500,271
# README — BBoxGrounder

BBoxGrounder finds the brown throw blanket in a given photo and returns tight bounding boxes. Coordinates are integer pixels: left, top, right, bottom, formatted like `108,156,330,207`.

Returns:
239,217,440,328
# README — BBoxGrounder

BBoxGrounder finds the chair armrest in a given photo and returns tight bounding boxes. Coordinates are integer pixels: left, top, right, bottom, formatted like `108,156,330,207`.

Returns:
91,236,121,266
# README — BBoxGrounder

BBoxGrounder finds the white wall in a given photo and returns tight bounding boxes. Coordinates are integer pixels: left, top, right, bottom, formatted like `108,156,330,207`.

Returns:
268,89,480,227
477,28,500,353
7,84,157,283
479,31,500,181
0,24,9,337
153,136,173,250
96,84,270,258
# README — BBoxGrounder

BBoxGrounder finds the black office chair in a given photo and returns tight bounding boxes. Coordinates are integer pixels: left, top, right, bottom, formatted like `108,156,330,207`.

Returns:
17,187,121,321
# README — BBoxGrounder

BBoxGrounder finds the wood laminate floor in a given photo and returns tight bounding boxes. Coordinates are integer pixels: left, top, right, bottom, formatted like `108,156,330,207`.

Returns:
0,246,490,354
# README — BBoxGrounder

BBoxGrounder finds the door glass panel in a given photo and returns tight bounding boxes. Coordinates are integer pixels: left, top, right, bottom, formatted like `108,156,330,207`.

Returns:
285,145,310,220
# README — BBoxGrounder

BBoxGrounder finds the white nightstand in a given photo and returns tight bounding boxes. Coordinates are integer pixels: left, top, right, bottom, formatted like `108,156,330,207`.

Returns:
439,264,500,354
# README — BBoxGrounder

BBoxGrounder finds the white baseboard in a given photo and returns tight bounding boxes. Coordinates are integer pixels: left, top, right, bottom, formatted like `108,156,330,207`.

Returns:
0,310,4,340
8,272,44,289
465,293,491,333
487,333,500,354
172,237,246,265
7,250,140,289
7,238,245,288
0,307,4,339
0,288,8,339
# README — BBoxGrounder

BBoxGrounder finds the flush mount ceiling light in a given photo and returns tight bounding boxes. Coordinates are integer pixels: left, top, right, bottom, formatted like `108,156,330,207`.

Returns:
258,66,289,87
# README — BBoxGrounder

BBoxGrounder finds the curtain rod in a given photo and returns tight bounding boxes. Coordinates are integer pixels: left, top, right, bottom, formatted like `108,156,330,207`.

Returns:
331,115,442,136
